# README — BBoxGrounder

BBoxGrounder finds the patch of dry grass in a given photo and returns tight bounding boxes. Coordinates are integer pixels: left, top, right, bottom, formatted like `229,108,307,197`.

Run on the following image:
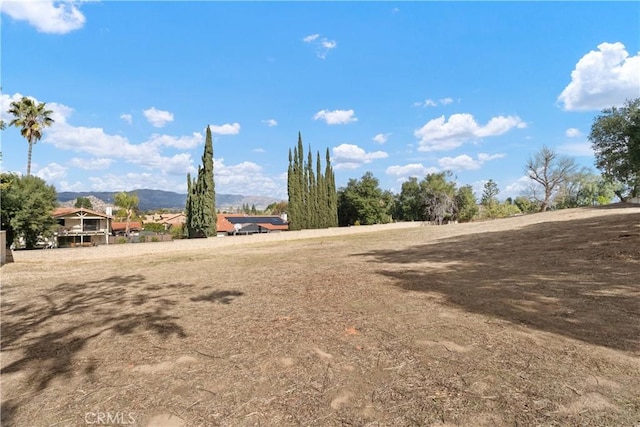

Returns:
2,205,639,426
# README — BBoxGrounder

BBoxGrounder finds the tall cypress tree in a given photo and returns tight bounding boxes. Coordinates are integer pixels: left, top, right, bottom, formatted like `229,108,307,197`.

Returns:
326,148,338,227
184,126,217,238
201,126,216,236
184,172,193,238
316,150,327,228
286,133,337,230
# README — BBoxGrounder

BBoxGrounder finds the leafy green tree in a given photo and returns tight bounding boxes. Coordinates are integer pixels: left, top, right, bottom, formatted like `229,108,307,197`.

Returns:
514,196,539,214
481,179,499,207
74,196,93,209
114,191,139,235
1,173,57,249
266,201,288,215
555,171,618,208
589,98,640,200
456,185,478,222
143,222,166,233
397,177,424,221
337,172,392,226
421,171,458,224
7,96,55,176
525,146,577,211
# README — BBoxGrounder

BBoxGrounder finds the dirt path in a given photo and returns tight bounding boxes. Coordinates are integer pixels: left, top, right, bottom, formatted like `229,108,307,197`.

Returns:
2,205,639,426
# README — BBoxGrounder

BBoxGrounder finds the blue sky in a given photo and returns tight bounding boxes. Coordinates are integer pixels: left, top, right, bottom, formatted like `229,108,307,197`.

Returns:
1,1,639,201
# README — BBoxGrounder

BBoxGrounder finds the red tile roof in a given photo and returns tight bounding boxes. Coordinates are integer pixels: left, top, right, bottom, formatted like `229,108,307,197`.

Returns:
111,221,142,232
216,214,236,233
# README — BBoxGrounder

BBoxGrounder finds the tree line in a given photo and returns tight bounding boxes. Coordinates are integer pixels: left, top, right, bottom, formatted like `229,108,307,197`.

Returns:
1,95,638,248
287,132,339,230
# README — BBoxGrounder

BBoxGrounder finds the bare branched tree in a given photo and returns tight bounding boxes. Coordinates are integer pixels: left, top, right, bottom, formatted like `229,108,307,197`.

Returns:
525,146,577,212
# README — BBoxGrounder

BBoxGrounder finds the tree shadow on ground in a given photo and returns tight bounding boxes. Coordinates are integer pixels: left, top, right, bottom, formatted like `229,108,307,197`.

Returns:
0,274,242,394
190,290,245,304
353,209,640,353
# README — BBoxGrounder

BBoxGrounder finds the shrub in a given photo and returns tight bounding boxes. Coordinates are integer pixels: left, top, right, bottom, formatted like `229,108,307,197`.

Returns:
116,237,127,244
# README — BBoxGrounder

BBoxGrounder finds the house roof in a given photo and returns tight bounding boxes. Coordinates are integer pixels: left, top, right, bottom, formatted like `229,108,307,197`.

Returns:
53,207,111,219
216,214,236,233
216,214,288,233
111,221,142,232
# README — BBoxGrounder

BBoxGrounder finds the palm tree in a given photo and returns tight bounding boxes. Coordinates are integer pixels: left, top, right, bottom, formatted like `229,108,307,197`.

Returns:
114,191,139,235
8,97,55,176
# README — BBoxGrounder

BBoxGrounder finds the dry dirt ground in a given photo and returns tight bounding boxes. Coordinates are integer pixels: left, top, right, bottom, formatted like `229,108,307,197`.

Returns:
1,205,639,427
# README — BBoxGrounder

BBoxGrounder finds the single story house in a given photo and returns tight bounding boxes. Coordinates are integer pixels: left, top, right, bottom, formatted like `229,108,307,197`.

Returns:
53,207,112,247
144,213,186,230
111,221,143,236
216,214,288,236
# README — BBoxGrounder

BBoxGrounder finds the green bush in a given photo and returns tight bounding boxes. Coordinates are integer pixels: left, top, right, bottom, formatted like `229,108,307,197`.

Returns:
116,237,127,244
151,236,159,242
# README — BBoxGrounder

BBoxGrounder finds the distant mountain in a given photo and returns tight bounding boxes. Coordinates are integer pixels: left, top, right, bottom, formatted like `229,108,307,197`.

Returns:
57,189,283,212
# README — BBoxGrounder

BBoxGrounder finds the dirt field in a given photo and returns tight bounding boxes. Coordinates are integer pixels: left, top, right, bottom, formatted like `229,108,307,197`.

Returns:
1,205,639,427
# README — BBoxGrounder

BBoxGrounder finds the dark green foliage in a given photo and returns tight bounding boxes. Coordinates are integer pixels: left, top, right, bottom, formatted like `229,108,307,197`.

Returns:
421,172,458,224
143,222,166,233
456,185,478,222
1,173,57,249
481,179,499,207
337,172,393,226
397,177,424,221
589,98,640,200
514,196,539,214
74,196,93,209
286,133,338,230
184,126,216,238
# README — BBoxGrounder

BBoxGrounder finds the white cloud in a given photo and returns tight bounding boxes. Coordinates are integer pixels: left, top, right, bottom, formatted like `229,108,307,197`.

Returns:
25,98,198,176
313,109,357,125
386,163,438,180
557,142,593,157
331,144,388,170
503,175,533,199
210,122,240,135
303,34,320,43
262,119,278,127
565,128,582,138
146,132,203,149
415,113,525,151
252,148,266,153
372,133,391,144
321,40,337,49
0,0,86,34
214,158,287,199
477,153,506,162
35,163,67,181
303,33,337,59
438,152,505,171
143,107,174,128
558,42,640,111
120,114,132,125
413,97,454,108
69,157,113,170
